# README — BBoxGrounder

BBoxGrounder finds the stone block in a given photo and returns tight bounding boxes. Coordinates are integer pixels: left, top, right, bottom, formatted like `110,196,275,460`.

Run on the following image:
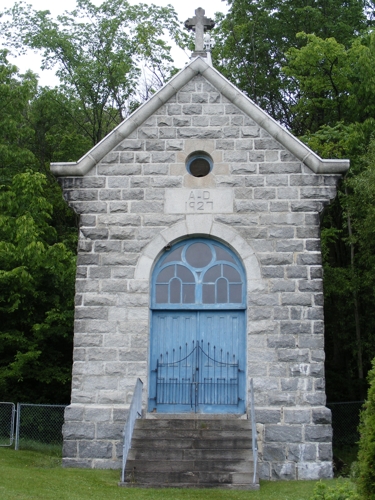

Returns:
281,378,313,392
281,293,312,307
248,294,279,307
79,441,112,459
173,117,190,127
70,201,108,214
92,459,121,469
166,140,183,151
64,405,85,422
265,176,289,188
261,266,284,278
63,422,95,440
150,152,176,164
288,443,317,461
62,458,92,468
168,104,182,115
223,127,241,138
268,393,297,406
96,423,123,440
305,425,332,442
177,92,191,103
192,116,209,127
255,409,281,424
260,163,301,174
254,188,276,200
84,407,111,422
115,139,143,151
312,407,332,424
235,139,254,150
298,335,324,349
301,392,326,406
259,253,293,266
182,104,202,115
253,377,279,392
270,280,295,292
265,425,303,443
258,462,271,480
284,408,311,424
276,241,304,252
305,213,320,226
297,462,333,480
319,443,333,461
268,227,295,239
263,444,286,461
245,176,266,187
272,462,296,480
267,335,296,348
277,349,309,363
63,440,78,458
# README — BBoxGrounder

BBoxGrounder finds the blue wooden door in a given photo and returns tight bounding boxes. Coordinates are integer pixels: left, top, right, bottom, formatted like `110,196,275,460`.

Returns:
148,239,246,414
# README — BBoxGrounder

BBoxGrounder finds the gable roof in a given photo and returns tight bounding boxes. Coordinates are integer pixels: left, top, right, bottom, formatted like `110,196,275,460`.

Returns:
51,57,349,177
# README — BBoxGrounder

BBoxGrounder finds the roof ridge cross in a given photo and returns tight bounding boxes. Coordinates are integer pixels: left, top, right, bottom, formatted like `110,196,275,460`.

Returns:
185,7,215,53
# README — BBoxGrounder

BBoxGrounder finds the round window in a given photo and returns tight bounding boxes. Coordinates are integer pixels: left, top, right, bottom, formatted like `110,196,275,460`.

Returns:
186,152,213,177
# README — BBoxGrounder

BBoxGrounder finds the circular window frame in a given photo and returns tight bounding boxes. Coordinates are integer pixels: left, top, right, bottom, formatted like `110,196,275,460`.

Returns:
186,152,213,178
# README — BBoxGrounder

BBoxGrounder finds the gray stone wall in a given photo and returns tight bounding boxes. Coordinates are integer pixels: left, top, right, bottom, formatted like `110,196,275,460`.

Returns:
60,74,338,479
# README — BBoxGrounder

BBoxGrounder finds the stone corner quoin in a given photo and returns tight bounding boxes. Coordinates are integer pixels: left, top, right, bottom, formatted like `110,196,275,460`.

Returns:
53,63,347,480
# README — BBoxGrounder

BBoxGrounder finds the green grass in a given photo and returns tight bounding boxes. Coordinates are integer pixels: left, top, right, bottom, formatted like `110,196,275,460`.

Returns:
0,447,354,500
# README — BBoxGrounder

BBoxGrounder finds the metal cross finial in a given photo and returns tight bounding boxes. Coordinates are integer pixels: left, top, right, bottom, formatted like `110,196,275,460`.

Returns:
185,7,215,53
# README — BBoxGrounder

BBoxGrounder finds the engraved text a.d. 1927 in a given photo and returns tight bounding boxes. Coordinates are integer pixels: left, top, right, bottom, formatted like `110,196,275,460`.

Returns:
164,189,234,214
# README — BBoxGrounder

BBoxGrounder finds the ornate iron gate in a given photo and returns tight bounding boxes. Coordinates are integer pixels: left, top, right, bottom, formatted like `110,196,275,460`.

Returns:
155,341,240,410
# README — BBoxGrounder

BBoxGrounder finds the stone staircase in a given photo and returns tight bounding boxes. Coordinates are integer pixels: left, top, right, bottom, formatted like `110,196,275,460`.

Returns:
119,417,259,489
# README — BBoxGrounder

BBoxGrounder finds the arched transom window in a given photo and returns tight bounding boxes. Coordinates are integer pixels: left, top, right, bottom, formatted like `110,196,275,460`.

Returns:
152,239,246,309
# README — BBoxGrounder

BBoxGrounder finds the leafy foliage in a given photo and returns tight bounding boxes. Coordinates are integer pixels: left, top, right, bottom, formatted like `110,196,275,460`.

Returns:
1,0,189,146
212,0,370,130
0,171,76,403
357,357,375,499
309,480,360,500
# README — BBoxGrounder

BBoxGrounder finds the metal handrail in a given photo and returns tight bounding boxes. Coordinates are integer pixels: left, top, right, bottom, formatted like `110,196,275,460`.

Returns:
250,378,258,485
120,378,143,483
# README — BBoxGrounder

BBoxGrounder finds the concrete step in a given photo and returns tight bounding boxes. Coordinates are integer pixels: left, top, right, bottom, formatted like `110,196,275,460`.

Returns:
123,470,258,485
122,417,259,490
130,437,252,450
127,447,253,461
125,459,254,473
119,482,260,490
132,428,252,440
137,418,252,431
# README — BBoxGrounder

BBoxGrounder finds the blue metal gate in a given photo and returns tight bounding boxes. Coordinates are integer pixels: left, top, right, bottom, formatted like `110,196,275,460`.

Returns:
149,239,246,414
155,341,240,408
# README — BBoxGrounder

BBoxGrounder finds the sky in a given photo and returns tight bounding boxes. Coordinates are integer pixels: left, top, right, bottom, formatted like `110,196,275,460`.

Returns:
0,0,229,86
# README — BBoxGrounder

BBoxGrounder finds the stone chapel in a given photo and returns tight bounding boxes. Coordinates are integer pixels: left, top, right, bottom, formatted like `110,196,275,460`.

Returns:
52,7,349,484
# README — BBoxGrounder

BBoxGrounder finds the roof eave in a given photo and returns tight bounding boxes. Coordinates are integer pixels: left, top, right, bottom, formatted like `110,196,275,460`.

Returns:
51,57,349,177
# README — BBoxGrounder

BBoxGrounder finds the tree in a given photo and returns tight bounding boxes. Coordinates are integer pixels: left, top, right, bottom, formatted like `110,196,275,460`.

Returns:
0,171,76,403
0,50,37,184
283,31,375,134
212,0,371,130
1,0,189,146
358,357,375,499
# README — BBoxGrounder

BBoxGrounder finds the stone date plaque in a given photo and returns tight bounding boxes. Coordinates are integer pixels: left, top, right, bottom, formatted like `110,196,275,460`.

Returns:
165,189,233,214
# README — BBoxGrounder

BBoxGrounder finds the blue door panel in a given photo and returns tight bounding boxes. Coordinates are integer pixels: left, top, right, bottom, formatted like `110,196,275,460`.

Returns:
149,310,245,414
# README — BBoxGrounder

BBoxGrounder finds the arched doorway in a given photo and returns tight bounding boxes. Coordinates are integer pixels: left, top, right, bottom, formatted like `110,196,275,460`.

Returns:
148,238,247,414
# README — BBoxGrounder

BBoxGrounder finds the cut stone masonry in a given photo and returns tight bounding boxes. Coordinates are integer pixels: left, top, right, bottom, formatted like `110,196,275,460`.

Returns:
54,58,349,481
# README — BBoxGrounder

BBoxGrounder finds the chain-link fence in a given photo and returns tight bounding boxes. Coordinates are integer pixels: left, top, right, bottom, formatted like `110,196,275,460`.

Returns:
0,403,15,446
327,401,364,447
14,403,67,450
0,400,365,451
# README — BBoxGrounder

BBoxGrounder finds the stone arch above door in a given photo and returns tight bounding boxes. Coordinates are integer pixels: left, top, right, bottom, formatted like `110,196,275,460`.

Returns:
134,215,262,286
